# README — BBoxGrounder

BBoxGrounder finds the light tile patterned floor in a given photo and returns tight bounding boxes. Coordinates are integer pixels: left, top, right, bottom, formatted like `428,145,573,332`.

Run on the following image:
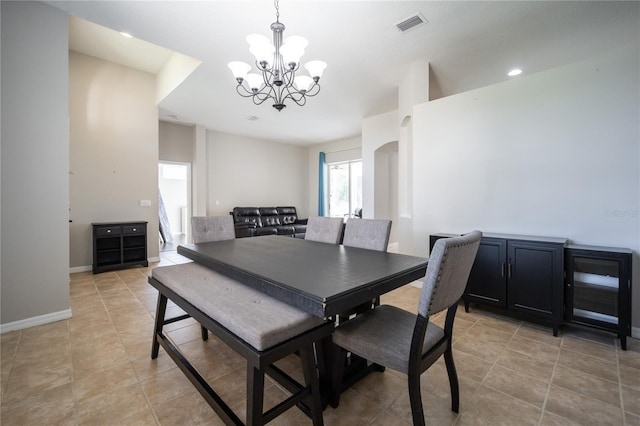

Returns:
1,251,639,425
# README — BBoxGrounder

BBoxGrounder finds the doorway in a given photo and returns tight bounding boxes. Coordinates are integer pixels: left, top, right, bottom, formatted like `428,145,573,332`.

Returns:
158,161,191,251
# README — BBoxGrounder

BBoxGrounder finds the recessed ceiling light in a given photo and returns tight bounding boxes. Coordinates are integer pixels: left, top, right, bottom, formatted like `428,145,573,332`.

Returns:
508,68,523,77
119,31,133,38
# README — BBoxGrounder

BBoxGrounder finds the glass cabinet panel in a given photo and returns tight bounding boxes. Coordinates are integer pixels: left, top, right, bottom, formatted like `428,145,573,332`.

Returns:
572,257,619,324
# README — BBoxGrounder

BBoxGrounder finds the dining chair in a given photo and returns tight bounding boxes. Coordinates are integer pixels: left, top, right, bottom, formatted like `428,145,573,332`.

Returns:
191,215,235,243
304,216,344,244
342,218,391,252
340,218,392,319
331,230,482,426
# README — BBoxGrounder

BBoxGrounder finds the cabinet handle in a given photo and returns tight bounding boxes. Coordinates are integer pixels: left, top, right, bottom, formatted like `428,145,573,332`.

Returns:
107,229,111,233
508,263,512,279
501,262,505,278
133,228,137,232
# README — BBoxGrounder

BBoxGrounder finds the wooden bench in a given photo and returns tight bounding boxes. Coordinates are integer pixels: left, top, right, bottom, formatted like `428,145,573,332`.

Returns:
149,262,334,426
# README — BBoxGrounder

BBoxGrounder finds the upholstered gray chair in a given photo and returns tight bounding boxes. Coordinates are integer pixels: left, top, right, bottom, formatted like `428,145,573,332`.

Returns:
331,231,482,426
304,216,344,244
191,215,235,243
343,218,391,252
340,218,392,318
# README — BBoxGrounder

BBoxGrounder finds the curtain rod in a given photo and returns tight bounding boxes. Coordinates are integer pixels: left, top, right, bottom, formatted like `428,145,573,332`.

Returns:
322,146,361,154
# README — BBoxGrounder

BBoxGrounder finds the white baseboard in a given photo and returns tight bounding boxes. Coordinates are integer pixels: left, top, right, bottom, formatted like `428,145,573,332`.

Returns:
0,309,72,334
70,258,159,275
632,326,640,340
70,265,92,274
410,280,423,288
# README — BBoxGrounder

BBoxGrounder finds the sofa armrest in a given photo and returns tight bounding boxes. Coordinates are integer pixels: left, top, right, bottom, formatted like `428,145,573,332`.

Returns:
295,218,308,225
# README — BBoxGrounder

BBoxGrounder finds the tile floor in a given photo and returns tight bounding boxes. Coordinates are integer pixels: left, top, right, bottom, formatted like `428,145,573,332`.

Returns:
1,251,639,425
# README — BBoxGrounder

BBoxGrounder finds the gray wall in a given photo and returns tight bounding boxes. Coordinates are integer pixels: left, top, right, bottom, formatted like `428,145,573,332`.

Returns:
159,121,195,164
69,52,159,269
1,2,70,326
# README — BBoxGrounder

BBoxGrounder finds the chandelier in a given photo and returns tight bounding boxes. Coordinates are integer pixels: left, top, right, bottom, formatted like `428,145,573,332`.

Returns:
227,0,327,111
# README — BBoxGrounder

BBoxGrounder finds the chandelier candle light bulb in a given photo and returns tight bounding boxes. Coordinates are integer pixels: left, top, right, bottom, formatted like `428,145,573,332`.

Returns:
227,0,326,111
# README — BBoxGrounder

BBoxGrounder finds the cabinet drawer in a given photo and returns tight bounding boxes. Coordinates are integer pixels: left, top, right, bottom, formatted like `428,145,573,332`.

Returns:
123,224,145,235
95,226,121,237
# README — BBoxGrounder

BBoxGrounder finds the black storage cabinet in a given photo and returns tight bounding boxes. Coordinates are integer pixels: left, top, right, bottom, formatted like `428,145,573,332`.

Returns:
565,245,632,349
430,233,566,336
92,221,148,273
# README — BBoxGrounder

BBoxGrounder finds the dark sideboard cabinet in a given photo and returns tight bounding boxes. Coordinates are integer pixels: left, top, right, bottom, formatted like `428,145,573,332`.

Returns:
429,233,633,347
92,221,148,273
430,233,568,335
565,245,632,349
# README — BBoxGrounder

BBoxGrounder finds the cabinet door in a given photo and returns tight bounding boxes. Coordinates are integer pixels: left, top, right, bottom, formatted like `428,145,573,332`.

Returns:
466,238,507,308
507,240,563,321
565,249,632,341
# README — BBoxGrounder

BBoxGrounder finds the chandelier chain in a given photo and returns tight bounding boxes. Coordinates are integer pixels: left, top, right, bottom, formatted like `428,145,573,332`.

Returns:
274,0,280,23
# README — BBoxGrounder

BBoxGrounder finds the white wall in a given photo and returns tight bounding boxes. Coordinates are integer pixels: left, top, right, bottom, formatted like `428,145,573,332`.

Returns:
1,2,70,328
207,131,309,217
307,137,361,216
362,111,398,223
412,46,640,328
69,52,159,268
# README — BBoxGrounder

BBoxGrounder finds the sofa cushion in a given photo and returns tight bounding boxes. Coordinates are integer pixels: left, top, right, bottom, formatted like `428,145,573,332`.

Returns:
262,215,281,227
256,227,278,236
276,225,296,235
233,207,262,228
259,207,279,216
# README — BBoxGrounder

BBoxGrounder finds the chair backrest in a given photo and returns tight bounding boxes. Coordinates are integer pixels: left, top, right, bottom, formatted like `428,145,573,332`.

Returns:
191,216,235,243
304,216,344,244
342,219,392,252
418,231,482,317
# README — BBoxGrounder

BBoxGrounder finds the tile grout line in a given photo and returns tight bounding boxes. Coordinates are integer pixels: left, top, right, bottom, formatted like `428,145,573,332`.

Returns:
616,342,627,425
537,331,563,426
451,312,492,426
118,269,163,425
92,272,160,425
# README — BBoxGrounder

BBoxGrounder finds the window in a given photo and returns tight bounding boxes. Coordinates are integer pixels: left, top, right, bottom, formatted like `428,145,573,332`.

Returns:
328,160,362,218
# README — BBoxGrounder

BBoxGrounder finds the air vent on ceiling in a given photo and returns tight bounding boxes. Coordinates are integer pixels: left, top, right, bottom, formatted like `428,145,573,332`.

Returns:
395,13,427,32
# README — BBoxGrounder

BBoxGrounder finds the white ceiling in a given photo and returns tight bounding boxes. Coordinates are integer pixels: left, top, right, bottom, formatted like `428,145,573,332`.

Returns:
49,1,639,146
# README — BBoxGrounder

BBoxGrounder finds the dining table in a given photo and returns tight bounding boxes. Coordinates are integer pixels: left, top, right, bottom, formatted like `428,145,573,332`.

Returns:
176,234,429,403
177,234,428,318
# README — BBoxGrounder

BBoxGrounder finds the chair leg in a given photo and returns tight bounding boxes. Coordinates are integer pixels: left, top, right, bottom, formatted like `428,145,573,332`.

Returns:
408,373,425,426
300,344,324,426
151,293,168,359
330,345,347,408
246,364,265,426
444,347,460,413
200,324,208,341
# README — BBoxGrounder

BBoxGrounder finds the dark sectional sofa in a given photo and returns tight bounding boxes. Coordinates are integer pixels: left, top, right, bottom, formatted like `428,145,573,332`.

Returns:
231,207,307,238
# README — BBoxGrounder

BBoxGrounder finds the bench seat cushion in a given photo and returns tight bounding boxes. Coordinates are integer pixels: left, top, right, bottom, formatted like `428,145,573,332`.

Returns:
152,263,325,351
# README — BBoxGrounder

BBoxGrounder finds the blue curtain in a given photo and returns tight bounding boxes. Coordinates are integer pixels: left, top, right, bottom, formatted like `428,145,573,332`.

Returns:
318,152,326,216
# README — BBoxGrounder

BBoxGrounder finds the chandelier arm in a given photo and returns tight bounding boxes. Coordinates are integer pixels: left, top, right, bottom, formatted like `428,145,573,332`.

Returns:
303,83,321,97
235,84,258,98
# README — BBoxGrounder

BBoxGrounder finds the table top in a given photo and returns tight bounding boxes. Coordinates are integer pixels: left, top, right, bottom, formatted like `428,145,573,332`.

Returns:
177,235,428,317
